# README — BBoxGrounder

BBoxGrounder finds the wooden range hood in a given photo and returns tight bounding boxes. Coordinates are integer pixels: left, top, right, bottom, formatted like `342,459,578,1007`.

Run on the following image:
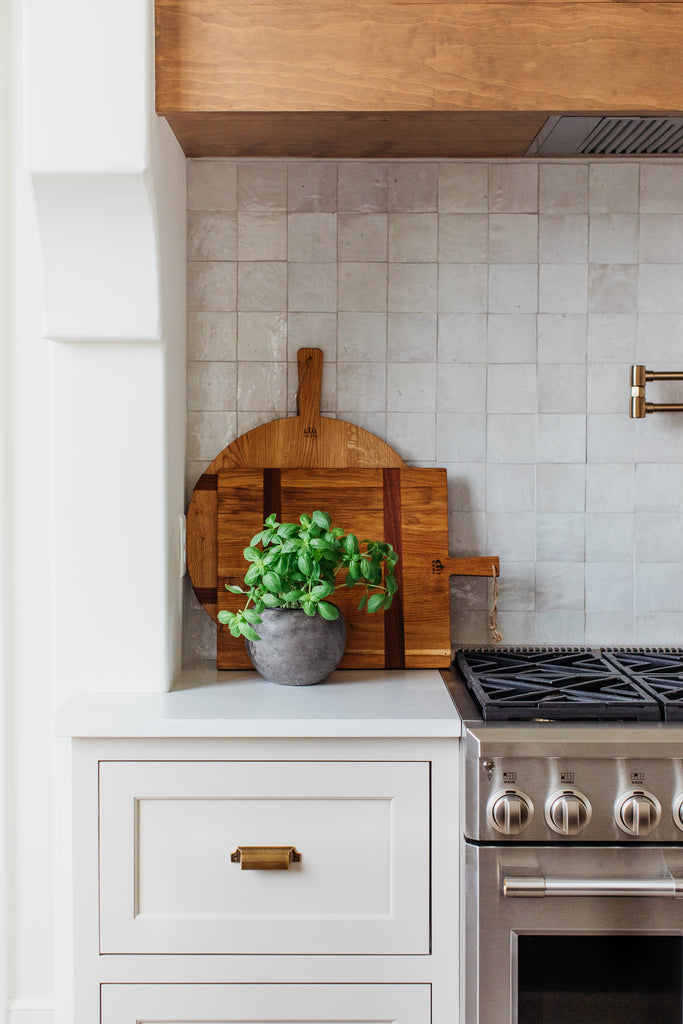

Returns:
155,0,683,159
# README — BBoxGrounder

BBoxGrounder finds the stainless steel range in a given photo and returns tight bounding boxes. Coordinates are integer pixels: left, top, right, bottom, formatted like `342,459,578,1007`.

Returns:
442,647,683,1024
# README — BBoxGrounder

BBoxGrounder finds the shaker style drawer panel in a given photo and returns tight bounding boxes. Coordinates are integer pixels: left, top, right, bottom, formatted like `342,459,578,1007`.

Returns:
99,760,430,954
100,983,431,1023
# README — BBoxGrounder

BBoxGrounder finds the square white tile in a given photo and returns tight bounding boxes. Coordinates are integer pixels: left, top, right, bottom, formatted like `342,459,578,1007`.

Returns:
487,314,537,363
338,312,387,361
237,212,287,261
489,164,538,213
537,314,587,363
589,164,639,213
438,264,488,313
438,164,488,212
188,311,237,361
487,414,536,463
539,215,588,264
338,164,388,212
436,362,487,413
237,261,287,312
237,163,287,211
339,262,388,312
188,211,237,261
488,264,538,314
539,164,589,215
487,362,537,413
388,213,438,262
237,312,287,361
387,362,436,412
438,314,487,362
388,163,438,212
338,213,388,262
287,162,337,212
287,213,338,262
388,313,437,361
489,214,538,263
436,413,486,462
288,262,337,312
438,214,488,263
187,161,237,211
537,363,586,413
389,263,438,312
537,413,586,463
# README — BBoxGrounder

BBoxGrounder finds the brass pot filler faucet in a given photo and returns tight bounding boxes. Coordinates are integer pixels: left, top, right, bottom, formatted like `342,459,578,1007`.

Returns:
630,365,683,418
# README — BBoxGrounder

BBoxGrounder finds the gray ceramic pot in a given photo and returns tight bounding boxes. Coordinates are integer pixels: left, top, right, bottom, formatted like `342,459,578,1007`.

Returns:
245,607,347,686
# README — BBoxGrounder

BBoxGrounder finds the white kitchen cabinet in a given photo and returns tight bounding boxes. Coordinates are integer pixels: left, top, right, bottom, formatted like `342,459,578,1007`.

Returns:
101,982,431,1023
55,671,461,1024
99,759,430,954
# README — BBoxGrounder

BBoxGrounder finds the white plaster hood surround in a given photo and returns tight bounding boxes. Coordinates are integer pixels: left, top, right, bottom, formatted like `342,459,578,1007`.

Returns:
24,0,188,699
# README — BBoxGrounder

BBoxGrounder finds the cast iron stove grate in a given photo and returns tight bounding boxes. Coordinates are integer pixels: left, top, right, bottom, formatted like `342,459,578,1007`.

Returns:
455,648,663,721
604,649,683,721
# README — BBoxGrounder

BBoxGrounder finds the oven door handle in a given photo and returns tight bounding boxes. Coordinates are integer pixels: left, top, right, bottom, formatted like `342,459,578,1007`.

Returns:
503,876,683,898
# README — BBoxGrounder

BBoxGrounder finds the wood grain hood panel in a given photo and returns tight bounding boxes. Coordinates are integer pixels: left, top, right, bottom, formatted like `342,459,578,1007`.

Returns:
155,1,683,157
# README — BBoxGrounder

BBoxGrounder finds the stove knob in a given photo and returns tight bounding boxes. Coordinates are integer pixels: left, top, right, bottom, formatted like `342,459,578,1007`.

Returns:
673,794,683,832
489,789,533,835
545,790,592,836
615,790,662,836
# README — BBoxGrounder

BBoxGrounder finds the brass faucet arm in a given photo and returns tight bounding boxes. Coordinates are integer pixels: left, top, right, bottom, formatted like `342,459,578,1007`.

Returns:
629,365,683,418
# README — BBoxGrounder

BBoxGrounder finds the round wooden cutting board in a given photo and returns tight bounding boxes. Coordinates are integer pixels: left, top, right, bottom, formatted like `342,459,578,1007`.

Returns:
187,347,406,628
202,347,405,473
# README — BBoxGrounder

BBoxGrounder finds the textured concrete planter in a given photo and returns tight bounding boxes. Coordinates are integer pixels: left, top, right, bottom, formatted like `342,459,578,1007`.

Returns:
245,607,347,686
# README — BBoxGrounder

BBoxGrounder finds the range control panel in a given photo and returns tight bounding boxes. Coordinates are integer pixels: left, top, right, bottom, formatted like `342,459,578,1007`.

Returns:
465,729,683,843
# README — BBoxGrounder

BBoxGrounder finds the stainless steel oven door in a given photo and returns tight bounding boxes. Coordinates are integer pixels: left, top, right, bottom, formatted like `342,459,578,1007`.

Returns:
466,842,683,1024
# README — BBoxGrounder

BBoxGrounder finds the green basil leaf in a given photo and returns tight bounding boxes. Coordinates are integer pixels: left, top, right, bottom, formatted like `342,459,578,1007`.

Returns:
367,593,385,613
224,584,245,594
217,610,234,625
262,571,282,593
260,593,281,607
241,609,263,624
345,533,359,555
317,601,339,621
239,623,261,642
244,564,260,585
312,510,332,530
298,552,313,576
243,546,261,562
360,557,374,581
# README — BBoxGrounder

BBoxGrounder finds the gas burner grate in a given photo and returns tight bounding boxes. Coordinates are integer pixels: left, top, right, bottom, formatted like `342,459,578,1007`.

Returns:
455,648,666,721
604,649,683,721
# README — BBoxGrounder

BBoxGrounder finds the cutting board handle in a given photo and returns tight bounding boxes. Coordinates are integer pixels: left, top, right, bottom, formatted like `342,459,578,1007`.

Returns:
296,348,323,423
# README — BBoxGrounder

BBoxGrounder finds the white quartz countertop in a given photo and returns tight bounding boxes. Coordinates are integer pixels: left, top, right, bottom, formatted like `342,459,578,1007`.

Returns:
53,667,462,738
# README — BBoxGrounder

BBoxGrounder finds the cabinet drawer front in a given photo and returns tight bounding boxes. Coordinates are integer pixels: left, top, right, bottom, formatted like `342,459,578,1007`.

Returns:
99,760,430,954
100,983,431,1023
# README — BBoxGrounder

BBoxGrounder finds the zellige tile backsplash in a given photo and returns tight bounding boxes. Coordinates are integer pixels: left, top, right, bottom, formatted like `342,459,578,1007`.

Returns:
184,159,683,660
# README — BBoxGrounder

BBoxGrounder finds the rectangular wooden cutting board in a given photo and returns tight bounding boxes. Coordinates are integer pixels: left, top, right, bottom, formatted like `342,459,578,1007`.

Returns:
214,466,498,671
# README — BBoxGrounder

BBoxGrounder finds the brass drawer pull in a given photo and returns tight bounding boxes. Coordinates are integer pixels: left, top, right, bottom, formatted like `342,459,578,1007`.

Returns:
230,846,302,870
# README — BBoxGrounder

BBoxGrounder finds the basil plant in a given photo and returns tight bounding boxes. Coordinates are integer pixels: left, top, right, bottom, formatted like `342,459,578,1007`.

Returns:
218,510,399,642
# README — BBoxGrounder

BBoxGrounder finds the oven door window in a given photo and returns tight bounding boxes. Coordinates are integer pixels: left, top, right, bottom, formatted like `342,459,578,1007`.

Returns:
517,935,682,1024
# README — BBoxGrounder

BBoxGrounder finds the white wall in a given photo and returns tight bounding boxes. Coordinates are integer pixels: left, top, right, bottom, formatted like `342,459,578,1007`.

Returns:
2,0,187,1019
1,0,54,1017
183,158,683,658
